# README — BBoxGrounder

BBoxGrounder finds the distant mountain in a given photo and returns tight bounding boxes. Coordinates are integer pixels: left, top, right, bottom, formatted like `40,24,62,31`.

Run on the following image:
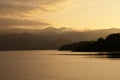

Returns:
0,27,120,50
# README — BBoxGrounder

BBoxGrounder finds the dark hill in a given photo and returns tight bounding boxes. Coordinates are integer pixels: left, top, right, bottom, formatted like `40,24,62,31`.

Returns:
0,27,120,50
59,33,120,52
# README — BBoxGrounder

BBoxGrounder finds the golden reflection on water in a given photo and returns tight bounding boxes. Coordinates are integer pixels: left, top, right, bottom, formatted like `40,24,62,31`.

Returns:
0,50,120,80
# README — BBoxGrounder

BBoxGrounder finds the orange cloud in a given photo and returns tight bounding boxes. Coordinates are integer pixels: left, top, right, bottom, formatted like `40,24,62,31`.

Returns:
0,0,69,29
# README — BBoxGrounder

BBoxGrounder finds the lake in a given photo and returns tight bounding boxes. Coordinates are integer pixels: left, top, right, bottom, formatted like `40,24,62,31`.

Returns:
0,50,120,80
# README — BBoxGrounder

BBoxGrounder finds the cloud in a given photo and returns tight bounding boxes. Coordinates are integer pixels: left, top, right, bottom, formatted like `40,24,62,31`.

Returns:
0,17,51,29
0,0,68,29
0,0,68,16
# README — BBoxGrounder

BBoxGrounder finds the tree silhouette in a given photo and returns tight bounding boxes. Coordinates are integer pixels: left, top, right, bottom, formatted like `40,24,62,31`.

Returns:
59,33,120,52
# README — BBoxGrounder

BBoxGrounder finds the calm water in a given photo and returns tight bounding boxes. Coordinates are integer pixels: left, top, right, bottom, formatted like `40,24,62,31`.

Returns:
0,50,120,80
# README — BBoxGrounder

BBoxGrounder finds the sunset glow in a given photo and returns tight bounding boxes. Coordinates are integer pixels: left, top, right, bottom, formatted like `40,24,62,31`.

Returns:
1,0,120,30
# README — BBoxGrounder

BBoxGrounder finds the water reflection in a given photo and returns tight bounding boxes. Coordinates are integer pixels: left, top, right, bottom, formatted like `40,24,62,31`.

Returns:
1,50,120,80
98,52,120,58
55,52,120,59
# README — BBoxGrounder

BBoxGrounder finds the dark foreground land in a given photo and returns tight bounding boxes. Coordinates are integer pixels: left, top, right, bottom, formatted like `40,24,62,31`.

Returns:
59,33,120,52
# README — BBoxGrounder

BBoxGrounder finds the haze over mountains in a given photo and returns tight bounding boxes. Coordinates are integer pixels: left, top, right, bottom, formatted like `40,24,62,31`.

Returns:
0,27,120,50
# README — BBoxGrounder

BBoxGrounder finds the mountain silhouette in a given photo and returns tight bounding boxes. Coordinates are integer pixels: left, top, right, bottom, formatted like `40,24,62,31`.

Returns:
59,33,120,52
0,27,120,50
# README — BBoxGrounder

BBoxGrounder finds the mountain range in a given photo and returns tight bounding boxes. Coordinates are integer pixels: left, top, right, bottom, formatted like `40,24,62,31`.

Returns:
0,27,120,50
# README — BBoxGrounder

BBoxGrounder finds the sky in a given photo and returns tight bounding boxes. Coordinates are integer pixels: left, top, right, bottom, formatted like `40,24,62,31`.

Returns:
1,0,120,31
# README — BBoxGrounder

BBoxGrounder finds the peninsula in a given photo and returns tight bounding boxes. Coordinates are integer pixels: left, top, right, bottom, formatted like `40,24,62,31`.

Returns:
59,33,120,52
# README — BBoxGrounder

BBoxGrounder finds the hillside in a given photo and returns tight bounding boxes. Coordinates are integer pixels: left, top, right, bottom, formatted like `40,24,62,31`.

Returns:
0,27,120,50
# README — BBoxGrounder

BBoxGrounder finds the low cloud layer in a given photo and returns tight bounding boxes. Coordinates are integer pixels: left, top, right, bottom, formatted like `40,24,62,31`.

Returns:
0,0,68,29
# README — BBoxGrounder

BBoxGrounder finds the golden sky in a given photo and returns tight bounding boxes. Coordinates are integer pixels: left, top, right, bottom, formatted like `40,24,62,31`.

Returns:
1,0,120,31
